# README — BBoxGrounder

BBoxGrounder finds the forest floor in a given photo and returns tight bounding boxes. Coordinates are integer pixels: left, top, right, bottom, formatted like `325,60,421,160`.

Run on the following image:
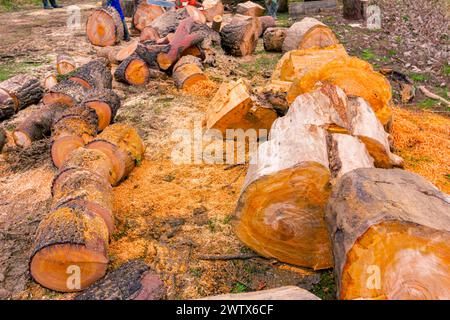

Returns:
0,0,448,300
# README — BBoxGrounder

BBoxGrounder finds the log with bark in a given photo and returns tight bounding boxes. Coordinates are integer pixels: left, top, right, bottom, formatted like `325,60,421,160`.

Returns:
56,54,76,75
96,46,123,65
343,0,368,20
132,1,165,31
254,79,292,115
200,286,320,300
326,168,450,300
0,74,44,121
51,105,99,167
86,6,125,47
282,17,338,52
75,260,166,300
81,88,121,131
43,79,89,107
206,78,277,135
139,26,160,42
172,55,207,89
150,6,205,38
202,0,224,22
69,58,113,90
258,16,276,37
85,123,145,185
29,204,109,292
220,15,260,56
236,1,265,17
44,73,58,90
114,54,150,86
51,167,114,233
211,15,223,32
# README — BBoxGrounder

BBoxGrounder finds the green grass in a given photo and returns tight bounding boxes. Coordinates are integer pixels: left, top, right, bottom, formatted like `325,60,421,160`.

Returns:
359,49,378,61
189,268,203,278
409,72,430,82
443,63,450,76
0,0,41,11
231,282,248,294
240,52,281,79
311,270,336,300
0,61,43,81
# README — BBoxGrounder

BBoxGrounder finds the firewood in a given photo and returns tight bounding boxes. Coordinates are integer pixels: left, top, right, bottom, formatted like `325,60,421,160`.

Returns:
132,1,165,31
282,17,338,52
236,1,265,17
30,205,109,292
81,88,121,131
114,54,150,86
258,16,276,37
202,0,224,22
86,6,125,47
139,26,160,42
206,78,277,134
326,168,450,300
75,260,166,300
0,74,44,121
343,0,368,20
220,15,260,56
200,286,320,300
69,58,113,90
211,15,223,32
254,79,291,115
56,53,76,75
286,56,393,127
96,46,122,65
172,55,207,89
51,167,114,233
43,79,89,107
44,73,58,90
12,103,67,148
51,105,99,168
263,27,287,52
85,123,145,185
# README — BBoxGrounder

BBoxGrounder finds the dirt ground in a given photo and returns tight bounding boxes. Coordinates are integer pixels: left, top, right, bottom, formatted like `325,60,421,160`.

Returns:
0,1,448,300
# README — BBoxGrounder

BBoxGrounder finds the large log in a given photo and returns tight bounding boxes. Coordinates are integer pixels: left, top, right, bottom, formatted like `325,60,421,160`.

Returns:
254,79,292,115
258,16,276,37
139,26,160,42
86,123,145,185
282,17,338,52
69,58,113,90
200,286,320,300
263,27,287,52
75,260,166,300
205,78,277,135
132,1,165,31
220,15,260,56
0,74,44,121
81,88,121,131
56,54,76,75
149,6,204,38
286,56,393,127
172,55,207,89
114,54,150,86
236,1,265,17
326,168,450,300
30,205,109,292
86,6,125,47
43,79,89,107
202,0,224,22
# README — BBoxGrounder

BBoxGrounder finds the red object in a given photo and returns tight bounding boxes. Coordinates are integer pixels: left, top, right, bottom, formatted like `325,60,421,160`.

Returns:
176,0,202,9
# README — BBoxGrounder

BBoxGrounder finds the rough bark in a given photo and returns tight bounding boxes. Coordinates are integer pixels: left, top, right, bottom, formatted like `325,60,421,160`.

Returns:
114,55,150,86
172,55,207,89
0,126,6,152
69,58,113,90
236,1,265,17
254,79,291,115
343,0,368,20
211,15,223,32
43,79,89,107
263,27,288,52
326,168,450,300
86,6,125,47
132,1,165,31
220,15,260,56
200,286,320,300
149,6,204,38
81,88,121,131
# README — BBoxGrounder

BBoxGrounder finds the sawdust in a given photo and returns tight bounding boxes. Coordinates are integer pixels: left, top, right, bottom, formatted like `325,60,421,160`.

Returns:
181,79,218,97
392,107,450,193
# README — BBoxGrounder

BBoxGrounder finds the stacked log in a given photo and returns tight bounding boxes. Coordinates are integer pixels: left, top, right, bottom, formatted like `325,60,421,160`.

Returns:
86,6,124,47
0,74,44,121
30,123,145,292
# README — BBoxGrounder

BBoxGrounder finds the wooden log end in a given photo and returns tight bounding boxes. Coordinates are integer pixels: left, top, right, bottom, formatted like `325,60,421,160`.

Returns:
51,135,85,168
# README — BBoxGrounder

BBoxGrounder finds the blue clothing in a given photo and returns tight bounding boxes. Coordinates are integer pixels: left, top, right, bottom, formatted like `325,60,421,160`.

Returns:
107,0,125,21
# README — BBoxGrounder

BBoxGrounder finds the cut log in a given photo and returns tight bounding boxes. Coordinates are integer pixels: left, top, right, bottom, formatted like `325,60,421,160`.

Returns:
282,17,338,52
211,15,223,32
96,46,123,65
184,5,207,25
81,88,121,131
254,79,292,115
86,6,124,47
75,260,166,300
132,1,165,31
200,286,320,300
275,44,348,82
202,0,224,22
44,73,58,90
69,58,113,90
258,16,276,37
149,6,202,38
206,78,277,135
326,168,450,300
286,56,393,127
30,205,109,292
51,167,114,233
51,105,99,168
0,74,44,119
234,123,333,269
85,123,145,185
114,55,150,86
172,55,207,89
343,0,368,20
43,79,89,107
220,15,260,56
263,27,287,52
139,26,160,42
56,54,76,75
236,1,265,17
13,103,67,148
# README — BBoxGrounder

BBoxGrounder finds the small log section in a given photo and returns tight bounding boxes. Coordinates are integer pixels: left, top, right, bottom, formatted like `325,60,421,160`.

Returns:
236,1,265,17
0,74,43,121
43,79,89,107
44,73,58,90
220,15,260,56
343,0,368,20
132,1,165,31
172,55,207,89
282,17,338,52
205,78,277,135
211,15,223,33
81,88,121,131
263,27,287,52
139,26,160,42
75,260,166,300
114,54,150,86
56,54,76,75
326,168,450,300
200,286,320,300
202,0,224,22
69,58,113,90
258,16,276,37
86,6,124,47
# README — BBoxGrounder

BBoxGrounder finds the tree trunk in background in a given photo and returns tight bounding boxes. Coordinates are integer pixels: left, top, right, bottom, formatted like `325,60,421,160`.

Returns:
343,0,368,20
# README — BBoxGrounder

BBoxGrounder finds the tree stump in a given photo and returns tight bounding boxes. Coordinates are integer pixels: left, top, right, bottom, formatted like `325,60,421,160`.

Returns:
86,6,125,47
